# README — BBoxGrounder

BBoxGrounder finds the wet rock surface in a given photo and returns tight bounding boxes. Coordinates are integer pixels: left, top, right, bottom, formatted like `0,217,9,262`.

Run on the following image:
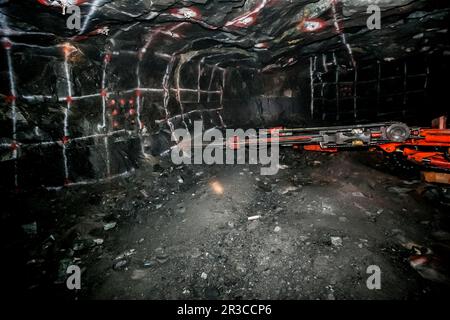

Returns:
1,1,449,188
2,149,450,299
4,0,450,66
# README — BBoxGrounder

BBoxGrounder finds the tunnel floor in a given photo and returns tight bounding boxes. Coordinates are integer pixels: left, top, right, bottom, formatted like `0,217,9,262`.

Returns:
5,149,450,299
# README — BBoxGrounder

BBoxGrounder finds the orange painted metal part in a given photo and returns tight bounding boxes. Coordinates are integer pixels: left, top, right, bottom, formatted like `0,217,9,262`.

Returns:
296,127,450,170
403,148,440,159
375,130,450,151
377,129,450,169
422,171,450,184
268,127,284,135
303,145,338,152
428,156,450,169
378,143,401,153
266,122,450,171
421,129,450,144
406,153,450,169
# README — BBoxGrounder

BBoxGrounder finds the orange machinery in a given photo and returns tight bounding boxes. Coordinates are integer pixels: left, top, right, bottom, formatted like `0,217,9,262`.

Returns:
228,118,450,172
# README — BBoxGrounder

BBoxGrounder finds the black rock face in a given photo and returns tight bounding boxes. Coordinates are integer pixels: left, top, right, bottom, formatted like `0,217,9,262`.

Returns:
1,0,449,188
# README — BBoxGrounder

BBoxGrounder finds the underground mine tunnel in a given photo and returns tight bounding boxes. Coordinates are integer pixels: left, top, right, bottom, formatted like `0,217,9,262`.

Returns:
1,0,450,302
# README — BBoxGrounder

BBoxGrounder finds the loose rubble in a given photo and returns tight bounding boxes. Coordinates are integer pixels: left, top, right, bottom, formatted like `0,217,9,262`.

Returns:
3,150,450,299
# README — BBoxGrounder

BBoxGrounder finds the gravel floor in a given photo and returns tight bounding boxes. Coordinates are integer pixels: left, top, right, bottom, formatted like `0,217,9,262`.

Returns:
3,149,450,299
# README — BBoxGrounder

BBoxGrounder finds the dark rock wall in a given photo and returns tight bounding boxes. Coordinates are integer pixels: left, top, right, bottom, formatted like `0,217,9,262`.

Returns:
223,67,305,128
0,40,246,190
1,0,449,189
300,51,450,126
2,45,449,190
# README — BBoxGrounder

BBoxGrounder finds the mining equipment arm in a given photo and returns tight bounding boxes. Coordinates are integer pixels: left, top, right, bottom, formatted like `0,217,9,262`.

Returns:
228,121,450,172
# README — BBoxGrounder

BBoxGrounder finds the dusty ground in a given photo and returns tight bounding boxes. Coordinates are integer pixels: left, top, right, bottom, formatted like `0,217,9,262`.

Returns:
3,149,450,300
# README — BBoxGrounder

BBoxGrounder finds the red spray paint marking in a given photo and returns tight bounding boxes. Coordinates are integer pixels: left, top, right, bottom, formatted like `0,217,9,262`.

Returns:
37,0,88,6
104,53,112,63
61,43,77,58
66,96,73,103
254,42,269,49
298,19,326,32
169,7,201,20
62,44,71,57
64,178,72,186
61,136,70,145
409,255,429,267
225,13,257,28
90,27,109,36
268,127,283,136
2,39,12,50
36,0,51,5
225,0,268,28
100,89,108,97
227,136,241,150
10,142,18,151
135,89,142,97
5,95,16,103
71,26,108,41
71,35,89,42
